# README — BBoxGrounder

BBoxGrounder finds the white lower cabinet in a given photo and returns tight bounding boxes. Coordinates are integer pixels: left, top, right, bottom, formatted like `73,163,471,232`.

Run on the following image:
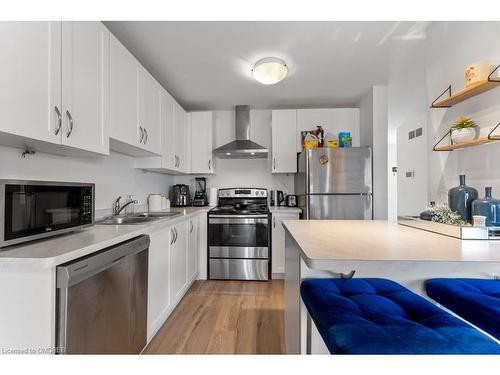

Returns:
146,213,205,341
147,228,171,339
169,222,188,304
188,216,199,282
271,211,301,275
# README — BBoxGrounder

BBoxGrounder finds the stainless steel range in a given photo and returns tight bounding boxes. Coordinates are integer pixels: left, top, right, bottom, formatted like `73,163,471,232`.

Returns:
208,188,270,281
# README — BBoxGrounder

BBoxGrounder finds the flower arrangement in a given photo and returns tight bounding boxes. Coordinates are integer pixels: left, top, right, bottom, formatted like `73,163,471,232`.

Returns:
427,203,468,226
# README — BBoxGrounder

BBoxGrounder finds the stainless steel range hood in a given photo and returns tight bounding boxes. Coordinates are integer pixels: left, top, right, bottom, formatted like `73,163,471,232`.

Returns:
214,105,268,159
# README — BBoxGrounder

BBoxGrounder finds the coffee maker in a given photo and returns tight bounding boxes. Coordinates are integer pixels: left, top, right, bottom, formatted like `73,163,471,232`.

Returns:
171,184,191,207
193,177,208,206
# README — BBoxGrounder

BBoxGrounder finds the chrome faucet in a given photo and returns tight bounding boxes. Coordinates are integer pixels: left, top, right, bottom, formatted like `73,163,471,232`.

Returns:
113,196,138,216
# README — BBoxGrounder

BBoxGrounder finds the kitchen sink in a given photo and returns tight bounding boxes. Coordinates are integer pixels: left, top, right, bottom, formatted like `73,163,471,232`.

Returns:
97,211,181,225
135,212,181,218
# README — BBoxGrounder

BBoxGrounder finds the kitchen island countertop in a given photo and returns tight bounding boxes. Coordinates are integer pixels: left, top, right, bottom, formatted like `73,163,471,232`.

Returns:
283,220,500,268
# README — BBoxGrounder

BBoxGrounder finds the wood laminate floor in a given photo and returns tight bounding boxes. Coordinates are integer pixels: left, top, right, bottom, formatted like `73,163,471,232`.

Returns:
145,280,285,354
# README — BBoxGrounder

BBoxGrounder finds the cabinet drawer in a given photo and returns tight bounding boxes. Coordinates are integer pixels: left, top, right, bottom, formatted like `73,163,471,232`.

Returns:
209,259,269,280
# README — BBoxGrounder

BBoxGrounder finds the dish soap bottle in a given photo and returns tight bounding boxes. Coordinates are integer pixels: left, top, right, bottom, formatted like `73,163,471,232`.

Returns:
448,174,478,222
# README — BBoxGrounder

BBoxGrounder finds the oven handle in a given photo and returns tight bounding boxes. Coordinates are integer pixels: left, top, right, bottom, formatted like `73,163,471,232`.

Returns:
209,217,269,225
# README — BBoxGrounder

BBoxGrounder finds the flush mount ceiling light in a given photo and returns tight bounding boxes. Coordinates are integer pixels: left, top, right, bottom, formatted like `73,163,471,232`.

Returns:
251,57,288,85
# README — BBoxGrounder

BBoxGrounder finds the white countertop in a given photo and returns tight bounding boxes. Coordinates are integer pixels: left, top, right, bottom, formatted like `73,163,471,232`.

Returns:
269,206,302,213
283,220,500,268
0,207,210,268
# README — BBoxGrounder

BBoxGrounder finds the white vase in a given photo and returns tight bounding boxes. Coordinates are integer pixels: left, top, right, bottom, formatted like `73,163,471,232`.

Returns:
451,128,476,144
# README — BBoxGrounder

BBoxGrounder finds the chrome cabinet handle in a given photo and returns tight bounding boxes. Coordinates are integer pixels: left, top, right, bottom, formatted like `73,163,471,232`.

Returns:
139,126,144,143
174,227,178,243
273,158,276,170
273,216,276,228
208,159,211,171
54,106,62,135
65,110,73,138
190,221,194,233
170,228,174,245
144,128,148,144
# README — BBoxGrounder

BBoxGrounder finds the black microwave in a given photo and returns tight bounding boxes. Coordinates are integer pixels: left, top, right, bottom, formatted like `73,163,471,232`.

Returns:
0,180,94,248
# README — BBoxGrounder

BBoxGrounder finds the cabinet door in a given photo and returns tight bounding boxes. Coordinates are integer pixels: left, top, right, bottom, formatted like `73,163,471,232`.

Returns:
188,217,199,282
145,77,162,154
272,110,297,173
138,68,161,155
174,102,187,172
271,213,300,274
169,223,188,303
161,90,176,169
61,21,109,155
0,21,61,144
147,229,170,336
110,33,139,147
190,112,214,174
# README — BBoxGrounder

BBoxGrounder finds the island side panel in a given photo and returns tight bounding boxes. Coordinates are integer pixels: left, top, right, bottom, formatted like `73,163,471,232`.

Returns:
284,234,302,354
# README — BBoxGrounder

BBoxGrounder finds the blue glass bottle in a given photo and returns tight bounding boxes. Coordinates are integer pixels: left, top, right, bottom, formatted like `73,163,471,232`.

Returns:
472,187,500,227
448,175,478,222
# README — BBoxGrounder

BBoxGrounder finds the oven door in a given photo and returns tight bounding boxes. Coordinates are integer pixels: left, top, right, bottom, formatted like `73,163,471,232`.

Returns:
208,215,269,256
0,181,94,247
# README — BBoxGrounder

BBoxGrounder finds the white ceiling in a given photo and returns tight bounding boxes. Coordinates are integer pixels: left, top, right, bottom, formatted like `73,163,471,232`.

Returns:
104,21,428,111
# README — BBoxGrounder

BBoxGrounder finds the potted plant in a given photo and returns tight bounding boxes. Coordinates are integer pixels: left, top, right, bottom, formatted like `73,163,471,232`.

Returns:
450,116,477,144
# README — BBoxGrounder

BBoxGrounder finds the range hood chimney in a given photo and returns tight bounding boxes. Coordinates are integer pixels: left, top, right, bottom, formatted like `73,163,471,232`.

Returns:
214,105,268,159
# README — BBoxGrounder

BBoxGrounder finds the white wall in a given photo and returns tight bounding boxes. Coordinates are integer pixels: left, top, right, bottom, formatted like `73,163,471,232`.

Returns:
359,86,388,219
175,109,295,194
0,146,174,212
387,37,428,217
425,22,500,203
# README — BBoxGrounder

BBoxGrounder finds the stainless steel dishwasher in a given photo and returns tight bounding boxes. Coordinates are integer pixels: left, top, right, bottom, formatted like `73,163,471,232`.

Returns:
56,235,149,354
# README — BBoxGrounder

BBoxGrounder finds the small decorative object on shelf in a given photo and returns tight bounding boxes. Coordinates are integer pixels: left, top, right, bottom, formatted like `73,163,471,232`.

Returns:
431,64,500,108
448,174,478,222
339,131,352,148
428,203,468,226
465,60,492,88
433,121,500,151
450,116,477,144
472,187,500,227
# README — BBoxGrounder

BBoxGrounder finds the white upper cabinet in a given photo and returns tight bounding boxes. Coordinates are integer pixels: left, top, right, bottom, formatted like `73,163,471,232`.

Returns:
61,22,109,155
190,112,214,174
0,21,62,145
271,109,297,173
161,90,176,170
174,101,188,173
0,21,111,155
109,33,161,156
109,33,139,148
138,67,162,155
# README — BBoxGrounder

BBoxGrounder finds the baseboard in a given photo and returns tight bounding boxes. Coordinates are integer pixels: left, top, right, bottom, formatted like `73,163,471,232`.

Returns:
272,273,284,280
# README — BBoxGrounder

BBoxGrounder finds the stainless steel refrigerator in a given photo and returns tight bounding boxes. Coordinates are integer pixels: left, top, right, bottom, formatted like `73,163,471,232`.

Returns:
295,147,373,220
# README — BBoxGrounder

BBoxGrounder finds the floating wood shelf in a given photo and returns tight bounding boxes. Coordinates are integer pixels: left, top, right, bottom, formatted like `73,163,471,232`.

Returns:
433,137,497,151
433,122,500,152
431,65,500,108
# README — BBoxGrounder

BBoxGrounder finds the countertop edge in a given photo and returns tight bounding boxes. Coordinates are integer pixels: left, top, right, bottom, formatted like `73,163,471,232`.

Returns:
0,207,210,268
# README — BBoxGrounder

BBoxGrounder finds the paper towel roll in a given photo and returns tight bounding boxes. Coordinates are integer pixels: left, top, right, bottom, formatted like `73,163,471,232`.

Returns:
209,187,218,207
